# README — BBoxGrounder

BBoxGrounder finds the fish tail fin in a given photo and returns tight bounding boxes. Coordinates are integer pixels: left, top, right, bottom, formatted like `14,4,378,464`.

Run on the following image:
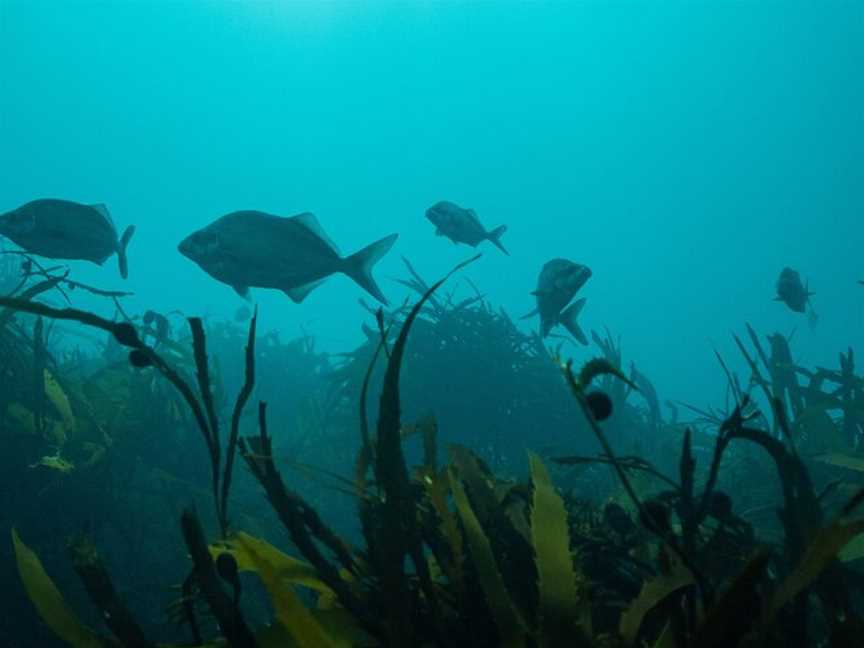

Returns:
487,225,509,255
117,225,136,279
560,298,588,345
343,233,398,305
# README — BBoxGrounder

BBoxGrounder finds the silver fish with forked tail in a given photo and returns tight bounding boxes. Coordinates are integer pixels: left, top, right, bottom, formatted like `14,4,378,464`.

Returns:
521,259,592,344
425,201,508,255
0,198,136,278
179,210,398,304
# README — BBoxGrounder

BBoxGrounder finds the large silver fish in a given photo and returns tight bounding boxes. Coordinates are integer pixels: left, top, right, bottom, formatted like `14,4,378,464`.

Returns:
521,259,592,344
0,198,136,278
425,201,508,255
178,210,398,304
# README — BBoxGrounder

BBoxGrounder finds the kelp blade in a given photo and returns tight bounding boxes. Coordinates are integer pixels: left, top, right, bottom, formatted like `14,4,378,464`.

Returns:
234,533,351,648
578,357,637,391
449,468,527,648
210,532,336,597
44,369,76,431
813,452,864,473
619,555,694,645
528,452,591,644
11,528,105,648
768,516,864,620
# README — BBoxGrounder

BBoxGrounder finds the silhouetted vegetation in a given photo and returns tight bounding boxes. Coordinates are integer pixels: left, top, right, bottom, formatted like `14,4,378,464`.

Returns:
4,255,864,647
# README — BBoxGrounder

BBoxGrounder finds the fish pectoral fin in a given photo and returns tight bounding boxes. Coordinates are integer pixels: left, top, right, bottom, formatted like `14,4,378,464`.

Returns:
519,307,539,320
530,289,552,297
284,278,327,304
232,284,251,300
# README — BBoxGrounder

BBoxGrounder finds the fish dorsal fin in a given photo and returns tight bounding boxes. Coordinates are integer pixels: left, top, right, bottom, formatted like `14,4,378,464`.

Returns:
284,278,327,304
90,203,113,225
293,212,341,256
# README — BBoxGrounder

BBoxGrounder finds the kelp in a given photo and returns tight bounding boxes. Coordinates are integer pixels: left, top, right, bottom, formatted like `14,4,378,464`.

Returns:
618,556,694,646
232,532,345,648
527,452,591,645
0,295,258,537
450,469,529,648
553,339,864,647
209,531,336,597
10,265,864,648
329,255,586,473
67,534,153,648
11,529,107,648
181,509,257,647
364,254,480,645
690,550,770,648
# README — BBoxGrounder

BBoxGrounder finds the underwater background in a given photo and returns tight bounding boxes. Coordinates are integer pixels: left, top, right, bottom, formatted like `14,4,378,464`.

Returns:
1,2,863,647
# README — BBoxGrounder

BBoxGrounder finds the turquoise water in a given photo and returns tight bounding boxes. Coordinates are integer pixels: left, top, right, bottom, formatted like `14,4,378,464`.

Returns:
2,3,864,646
1,1,862,412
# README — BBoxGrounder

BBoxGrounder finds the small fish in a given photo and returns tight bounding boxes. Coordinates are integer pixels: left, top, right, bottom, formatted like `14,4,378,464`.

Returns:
774,266,816,320
425,201,508,255
179,210,398,305
0,199,136,278
521,259,592,344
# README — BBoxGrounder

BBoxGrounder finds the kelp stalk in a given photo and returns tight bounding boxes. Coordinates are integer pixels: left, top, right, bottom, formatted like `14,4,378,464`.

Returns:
67,534,154,648
220,307,258,533
180,509,257,648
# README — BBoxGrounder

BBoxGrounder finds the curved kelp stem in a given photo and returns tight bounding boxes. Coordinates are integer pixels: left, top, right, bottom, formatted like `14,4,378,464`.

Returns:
354,308,392,496
0,296,256,537
559,358,713,623
239,402,378,637
68,534,155,648
181,510,257,647
189,317,223,526
371,253,481,646
221,306,258,532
